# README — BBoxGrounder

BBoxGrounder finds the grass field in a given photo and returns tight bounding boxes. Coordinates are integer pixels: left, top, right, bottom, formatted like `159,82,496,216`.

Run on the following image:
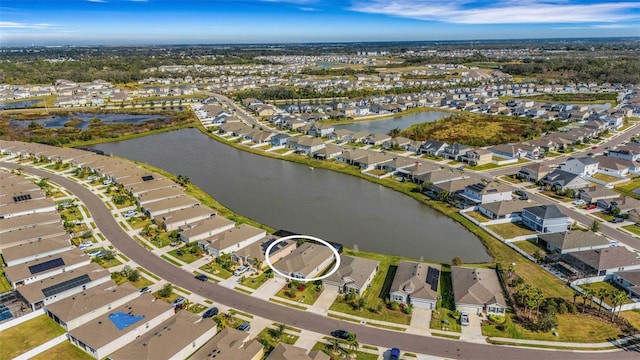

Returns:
486,222,537,239
581,282,635,306
241,271,271,289
512,239,547,256
275,282,322,306
0,315,66,360
199,262,233,279
30,341,95,360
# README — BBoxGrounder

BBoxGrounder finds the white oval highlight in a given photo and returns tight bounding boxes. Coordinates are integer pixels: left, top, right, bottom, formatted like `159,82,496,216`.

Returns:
264,235,341,283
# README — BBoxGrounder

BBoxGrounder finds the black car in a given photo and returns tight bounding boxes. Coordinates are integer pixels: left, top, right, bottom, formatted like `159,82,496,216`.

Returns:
195,274,208,281
202,307,219,318
514,189,525,196
331,329,351,339
236,321,251,332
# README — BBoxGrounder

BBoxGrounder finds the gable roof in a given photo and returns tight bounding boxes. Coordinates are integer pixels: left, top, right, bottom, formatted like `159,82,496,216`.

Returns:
323,256,379,290
479,200,527,216
390,261,440,302
523,204,569,220
273,242,334,278
567,247,640,270
567,156,599,166
538,231,610,250
451,266,506,307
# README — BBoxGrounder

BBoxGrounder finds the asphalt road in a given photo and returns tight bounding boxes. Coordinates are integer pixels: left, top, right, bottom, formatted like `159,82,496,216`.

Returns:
6,162,638,359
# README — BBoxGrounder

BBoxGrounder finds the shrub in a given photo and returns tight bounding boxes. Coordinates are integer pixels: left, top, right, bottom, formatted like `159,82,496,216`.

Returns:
390,302,400,311
488,314,506,324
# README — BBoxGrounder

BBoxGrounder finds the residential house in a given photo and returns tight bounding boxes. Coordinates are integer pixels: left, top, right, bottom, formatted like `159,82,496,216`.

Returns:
518,163,552,182
287,136,326,155
461,149,492,166
44,282,140,331
312,144,342,160
540,169,590,191
308,123,335,138
425,177,477,199
141,195,200,218
336,149,369,165
107,310,218,360
561,157,599,177
395,161,439,182
598,196,640,214
477,200,527,221
272,242,335,280
595,155,639,177
521,205,572,234
230,237,297,268
322,256,379,296
198,224,267,258
269,133,291,147
577,186,619,204
562,247,640,277
1,236,73,267
67,294,175,360
179,216,236,243
489,144,527,159
267,343,329,360
365,133,392,146
388,261,440,310
612,270,640,299
382,136,412,150
451,267,506,316
608,145,640,162
156,206,216,231
442,143,471,161
4,248,90,288
461,182,513,204
190,327,264,360
352,152,395,169
537,231,611,254
419,140,449,157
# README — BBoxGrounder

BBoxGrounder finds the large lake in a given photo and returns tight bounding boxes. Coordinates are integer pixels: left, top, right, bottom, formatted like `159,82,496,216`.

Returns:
11,112,170,130
90,128,491,263
334,110,449,134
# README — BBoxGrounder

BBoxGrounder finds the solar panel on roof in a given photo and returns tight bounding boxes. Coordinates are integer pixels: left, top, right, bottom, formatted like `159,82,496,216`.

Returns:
41,274,91,297
141,175,154,182
426,267,440,292
28,258,65,275
13,194,32,202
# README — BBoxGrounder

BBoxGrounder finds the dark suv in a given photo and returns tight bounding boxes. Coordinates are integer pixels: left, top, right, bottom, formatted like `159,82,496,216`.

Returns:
195,274,208,281
202,307,219,318
331,329,351,339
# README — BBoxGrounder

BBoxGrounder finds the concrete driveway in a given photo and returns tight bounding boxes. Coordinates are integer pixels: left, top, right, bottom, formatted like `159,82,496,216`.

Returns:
409,308,432,335
459,310,485,343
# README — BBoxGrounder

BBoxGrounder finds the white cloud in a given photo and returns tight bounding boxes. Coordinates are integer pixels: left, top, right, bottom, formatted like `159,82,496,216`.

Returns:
349,0,640,24
299,7,318,11
0,21,58,29
87,0,107,3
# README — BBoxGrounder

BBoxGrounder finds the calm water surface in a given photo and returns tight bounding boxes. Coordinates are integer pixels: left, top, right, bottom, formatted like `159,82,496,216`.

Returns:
334,110,449,134
90,128,490,263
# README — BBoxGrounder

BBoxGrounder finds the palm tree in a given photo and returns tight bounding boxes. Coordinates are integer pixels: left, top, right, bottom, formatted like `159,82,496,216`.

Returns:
610,290,628,321
583,288,595,312
273,323,286,340
348,333,359,357
328,338,341,355
596,288,609,316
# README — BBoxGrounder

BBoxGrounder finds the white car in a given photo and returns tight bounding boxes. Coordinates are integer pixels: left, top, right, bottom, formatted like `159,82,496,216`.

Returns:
233,266,249,276
123,210,138,218
460,312,470,326
87,250,101,257
572,199,585,206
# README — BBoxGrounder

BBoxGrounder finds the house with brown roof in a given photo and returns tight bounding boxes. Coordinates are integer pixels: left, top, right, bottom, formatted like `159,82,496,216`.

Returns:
136,186,185,206
189,327,264,360
0,222,67,249
518,163,552,182
230,237,296,269
612,270,640,299
157,206,216,231
461,181,513,204
273,242,335,280
461,149,492,166
4,248,90,288
1,235,73,267
126,178,178,197
141,195,200,218
322,256,379,296
44,282,139,331
108,310,218,360
537,231,611,254
562,247,640,277
577,186,618,204
389,261,440,309
67,294,175,359
451,266,506,315
0,211,60,234
267,343,329,360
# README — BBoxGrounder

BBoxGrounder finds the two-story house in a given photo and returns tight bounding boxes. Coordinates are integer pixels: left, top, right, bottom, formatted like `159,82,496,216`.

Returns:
561,156,599,177
521,205,573,234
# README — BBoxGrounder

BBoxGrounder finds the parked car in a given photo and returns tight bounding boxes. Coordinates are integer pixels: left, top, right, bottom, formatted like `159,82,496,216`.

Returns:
172,297,186,307
519,195,528,201
514,190,526,196
87,249,102,257
460,312,470,326
236,321,251,332
389,348,401,360
202,307,219,318
139,286,152,294
586,204,597,210
233,266,249,276
572,199,585,206
331,329,351,339
195,274,208,281
592,146,598,150
611,217,624,223
123,210,138,218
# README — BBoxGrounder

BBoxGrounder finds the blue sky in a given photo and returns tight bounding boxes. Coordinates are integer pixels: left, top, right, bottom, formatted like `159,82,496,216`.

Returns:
1,0,639,45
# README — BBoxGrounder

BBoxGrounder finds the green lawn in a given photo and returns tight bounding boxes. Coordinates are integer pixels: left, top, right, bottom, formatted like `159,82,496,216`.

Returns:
0,315,66,360
512,239,547,256
591,211,615,222
621,309,640,333
275,282,323,305
465,211,491,223
199,262,233,279
486,222,537,239
241,271,272,289
167,243,204,264
591,172,623,184
111,272,153,289
126,216,151,230
187,303,207,313
622,224,640,236
540,191,574,202
581,282,635,306
0,263,13,293
30,341,95,360
311,341,378,360
430,308,462,333
483,312,622,342
93,256,122,268
258,326,299,354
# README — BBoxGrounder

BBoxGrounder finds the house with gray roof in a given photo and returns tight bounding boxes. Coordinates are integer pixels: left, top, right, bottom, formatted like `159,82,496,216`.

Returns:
1,235,73,267
178,215,236,243
188,327,264,360
273,242,335,280
198,224,266,258
607,144,640,162
108,310,218,360
230,237,296,269
540,169,589,191
67,294,175,360
612,270,640,299
157,206,216,231
561,156,599,177
141,195,200,218
521,204,572,234
44,282,139,331
461,181,513,204
414,168,466,185
312,143,342,160
537,231,611,254
595,155,640,177
322,256,379,296
562,247,640,277
418,140,448,156
577,186,618,204
597,196,640,214
4,248,90,288
389,261,440,310
451,266,506,315
477,200,527,221
287,136,326,155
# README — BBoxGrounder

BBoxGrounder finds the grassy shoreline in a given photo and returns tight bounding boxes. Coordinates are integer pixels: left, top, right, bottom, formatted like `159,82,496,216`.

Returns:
319,106,456,125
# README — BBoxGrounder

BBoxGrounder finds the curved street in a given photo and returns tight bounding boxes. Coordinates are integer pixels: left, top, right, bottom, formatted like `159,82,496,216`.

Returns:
3,161,638,360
